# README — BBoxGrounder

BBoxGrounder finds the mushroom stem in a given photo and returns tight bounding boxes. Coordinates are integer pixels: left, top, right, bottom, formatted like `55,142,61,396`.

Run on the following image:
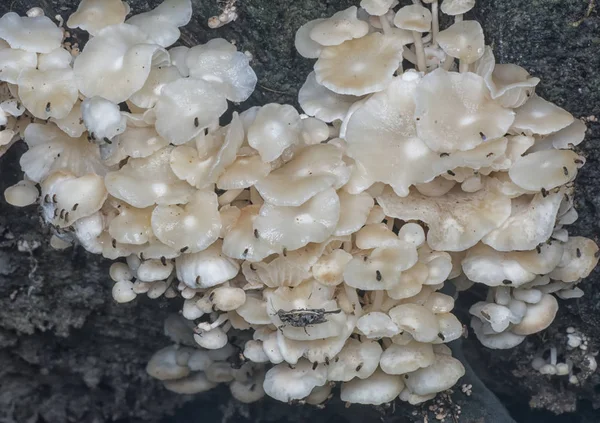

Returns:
218,188,244,206
455,14,464,23
403,48,418,65
442,55,454,70
197,313,229,332
250,186,263,205
371,290,384,311
385,217,394,231
345,284,363,317
431,1,439,47
412,32,427,72
459,59,469,73
378,15,392,36
550,346,557,366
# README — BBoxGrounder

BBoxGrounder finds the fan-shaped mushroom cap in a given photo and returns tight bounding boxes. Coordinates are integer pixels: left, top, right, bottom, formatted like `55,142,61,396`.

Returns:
441,0,475,15
164,372,218,394
530,119,587,152
378,182,511,252
17,68,78,120
255,143,350,206
67,0,128,36
253,188,340,252
511,95,574,136
129,65,181,109
217,155,271,190
4,179,38,207
0,45,37,84
388,303,439,343
482,190,563,251
74,24,168,103
81,96,127,141
194,327,228,350
0,12,62,54
314,33,403,96
137,258,174,282
236,296,271,325
39,171,108,228
222,205,279,262
247,103,302,162
380,341,435,375
151,190,221,253
108,203,153,245
476,47,540,108
361,0,395,16
340,369,404,405
295,19,326,59
404,354,465,395
334,191,374,236
103,125,169,166
263,360,328,403
471,317,525,349
511,294,558,335
550,237,599,282
415,69,514,152
176,240,240,289
344,243,419,290
154,78,228,145
298,72,362,123
469,302,518,333
186,39,257,102
437,21,484,64
20,123,109,183
311,249,352,286
146,345,190,380
170,114,244,188
105,147,195,208
393,5,432,32
126,0,192,47
398,223,426,248
36,48,72,71
309,7,369,46
357,312,400,338
327,338,382,381
51,100,86,138
508,150,582,191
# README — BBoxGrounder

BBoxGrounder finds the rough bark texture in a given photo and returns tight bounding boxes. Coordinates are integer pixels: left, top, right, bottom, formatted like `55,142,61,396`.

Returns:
0,1,599,422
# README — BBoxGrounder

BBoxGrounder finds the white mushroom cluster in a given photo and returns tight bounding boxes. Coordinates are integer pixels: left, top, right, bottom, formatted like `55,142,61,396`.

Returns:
2,0,598,411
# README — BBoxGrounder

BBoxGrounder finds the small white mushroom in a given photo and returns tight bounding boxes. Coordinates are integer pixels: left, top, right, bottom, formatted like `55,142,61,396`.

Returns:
176,240,240,289
357,312,401,338
309,7,369,46
380,341,435,375
298,72,362,123
67,0,129,36
126,0,193,48
340,369,404,405
509,150,582,191
164,372,218,394
404,354,465,395
388,303,439,343
326,338,382,381
511,294,558,336
0,12,62,53
4,179,38,207
146,346,190,380
294,19,326,59
263,360,328,403
437,21,485,71
247,103,302,162
511,95,574,136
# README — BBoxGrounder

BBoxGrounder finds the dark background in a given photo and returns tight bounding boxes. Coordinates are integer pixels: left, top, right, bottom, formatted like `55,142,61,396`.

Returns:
1,0,599,422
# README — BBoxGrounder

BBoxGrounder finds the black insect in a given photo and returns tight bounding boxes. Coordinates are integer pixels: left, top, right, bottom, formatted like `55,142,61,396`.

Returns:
194,117,199,128
273,305,342,334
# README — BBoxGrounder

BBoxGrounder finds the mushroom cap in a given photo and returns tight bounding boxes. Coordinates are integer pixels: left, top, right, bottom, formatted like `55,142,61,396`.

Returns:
217,154,271,190
222,205,279,262
326,338,382,381
104,147,195,208
126,0,192,47
0,12,62,54
4,179,38,207
482,190,564,251
0,45,38,84
440,0,475,15
476,47,540,108
393,5,432,32
263,360,328,402
67,0,128,36
295,19,326,59
511,294,558,336
334,191,374,236
511,95,574,136
103,125,169,166
74,24,167,103
378,182,511,252
169,45,190,76
108,203,153,245
312,249,353,286
530,119,587,152
299,72,362,123
37,48,73,71
20,123,109,183
314,33,403,96
51,100,86,138
186,39,257,102
471,317,525,349
309,7,369,46
550,236,599,282
508,150,582,191
414,69,515,153
255,143,350,207
253,188,340,252
146,346,190,380
136,258,174,282
155,78,228,145
151,190,221,253
164,372,218,394
340,369,404,405
404,354,465,396
380,341,435,375
247,103,302,162
175,240,240,289
129,65,181,109
357,311,401,338
17,68,79,120
388,303,439,343
360,0,395,16
437,21,485,64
